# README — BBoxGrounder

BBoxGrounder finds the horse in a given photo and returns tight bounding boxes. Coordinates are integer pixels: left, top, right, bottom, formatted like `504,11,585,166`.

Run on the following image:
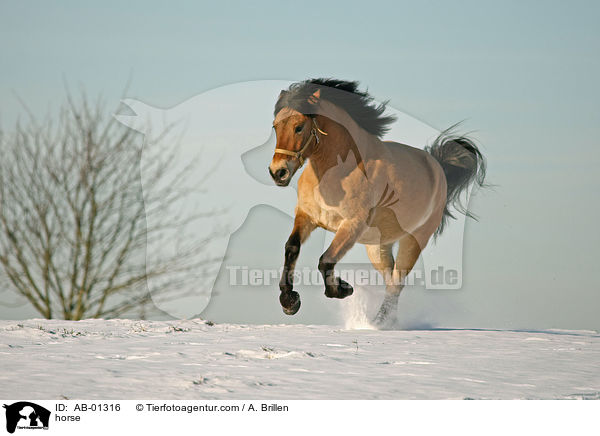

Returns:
268,78,486,326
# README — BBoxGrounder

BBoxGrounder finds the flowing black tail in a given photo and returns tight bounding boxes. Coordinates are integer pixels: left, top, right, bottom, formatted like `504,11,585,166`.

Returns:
425,126,486,237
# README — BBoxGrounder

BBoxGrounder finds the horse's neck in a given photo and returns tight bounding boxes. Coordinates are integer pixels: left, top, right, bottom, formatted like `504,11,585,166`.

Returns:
309,102,379,178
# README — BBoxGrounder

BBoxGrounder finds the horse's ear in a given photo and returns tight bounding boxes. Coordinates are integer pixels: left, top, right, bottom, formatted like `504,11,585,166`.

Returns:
308,89,321,105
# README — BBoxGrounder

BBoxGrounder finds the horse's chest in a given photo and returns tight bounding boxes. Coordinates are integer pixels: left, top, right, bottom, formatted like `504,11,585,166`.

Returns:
298,165,364,232
304,192,346,232
316,209,344,232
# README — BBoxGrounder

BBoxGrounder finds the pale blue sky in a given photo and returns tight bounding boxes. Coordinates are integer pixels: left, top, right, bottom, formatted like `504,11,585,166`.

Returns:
1,1,599,329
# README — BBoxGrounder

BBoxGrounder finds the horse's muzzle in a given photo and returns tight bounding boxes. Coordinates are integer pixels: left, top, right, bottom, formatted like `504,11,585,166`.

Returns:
269,166,291,186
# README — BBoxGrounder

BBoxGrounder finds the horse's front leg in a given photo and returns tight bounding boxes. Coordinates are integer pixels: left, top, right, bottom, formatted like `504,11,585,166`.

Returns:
318,219,367,299
279,209,316,315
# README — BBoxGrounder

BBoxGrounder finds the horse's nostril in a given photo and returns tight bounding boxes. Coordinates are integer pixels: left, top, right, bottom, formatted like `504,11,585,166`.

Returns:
275,168,289,180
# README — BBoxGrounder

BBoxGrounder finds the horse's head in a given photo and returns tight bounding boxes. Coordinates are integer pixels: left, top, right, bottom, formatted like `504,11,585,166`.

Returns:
269,90,324,186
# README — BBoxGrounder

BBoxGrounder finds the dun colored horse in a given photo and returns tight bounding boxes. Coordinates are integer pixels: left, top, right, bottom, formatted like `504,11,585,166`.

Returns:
268,79,485,325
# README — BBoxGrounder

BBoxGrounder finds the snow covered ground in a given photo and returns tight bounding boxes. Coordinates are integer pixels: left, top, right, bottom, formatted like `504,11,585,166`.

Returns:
0,318,598,400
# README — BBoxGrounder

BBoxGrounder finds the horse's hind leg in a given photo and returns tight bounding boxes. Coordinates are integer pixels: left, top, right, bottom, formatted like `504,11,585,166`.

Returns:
365,243,395,289
279,209,316,315
366,243,394,322
373,233,422,326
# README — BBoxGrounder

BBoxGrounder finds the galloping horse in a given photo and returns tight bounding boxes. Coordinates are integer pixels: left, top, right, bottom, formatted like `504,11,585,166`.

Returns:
268,79,485,325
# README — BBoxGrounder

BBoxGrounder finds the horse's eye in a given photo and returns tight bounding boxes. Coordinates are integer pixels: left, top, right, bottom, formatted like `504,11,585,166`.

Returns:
295,124,304,134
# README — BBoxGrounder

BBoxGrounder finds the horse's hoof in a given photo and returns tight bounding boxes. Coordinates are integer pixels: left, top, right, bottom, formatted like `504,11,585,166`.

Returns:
324,278,354,299
372,296,399,328
372,312,397,329
280,290,301,315
337,278,354,298
372,311,386,327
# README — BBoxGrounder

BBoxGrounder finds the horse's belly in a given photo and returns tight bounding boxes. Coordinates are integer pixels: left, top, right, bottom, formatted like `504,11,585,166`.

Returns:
357,220,408,245
357,228,389,245
308,207,408,244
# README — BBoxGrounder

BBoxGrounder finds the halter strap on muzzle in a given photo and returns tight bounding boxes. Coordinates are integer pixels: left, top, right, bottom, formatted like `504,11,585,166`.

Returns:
274,117,328,167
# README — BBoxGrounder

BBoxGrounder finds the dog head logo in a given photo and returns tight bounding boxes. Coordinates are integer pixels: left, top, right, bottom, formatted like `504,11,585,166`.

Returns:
3,402,50,434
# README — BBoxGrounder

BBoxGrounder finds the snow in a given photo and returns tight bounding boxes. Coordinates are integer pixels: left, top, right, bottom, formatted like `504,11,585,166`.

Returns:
0,319,598,400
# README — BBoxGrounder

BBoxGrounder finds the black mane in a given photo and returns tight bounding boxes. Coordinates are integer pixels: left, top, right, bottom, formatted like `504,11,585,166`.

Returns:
274,78,396,138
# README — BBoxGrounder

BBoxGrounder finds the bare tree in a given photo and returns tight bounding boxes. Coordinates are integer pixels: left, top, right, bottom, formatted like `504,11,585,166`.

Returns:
0,93,215,320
